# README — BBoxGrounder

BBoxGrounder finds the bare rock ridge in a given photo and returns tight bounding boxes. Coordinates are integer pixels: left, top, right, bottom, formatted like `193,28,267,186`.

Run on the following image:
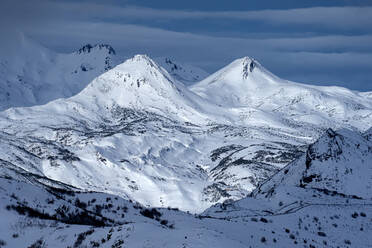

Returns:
77,43,116,55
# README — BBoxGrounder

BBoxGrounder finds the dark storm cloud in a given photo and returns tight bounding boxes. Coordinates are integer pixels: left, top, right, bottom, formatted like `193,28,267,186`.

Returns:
1,0,371,91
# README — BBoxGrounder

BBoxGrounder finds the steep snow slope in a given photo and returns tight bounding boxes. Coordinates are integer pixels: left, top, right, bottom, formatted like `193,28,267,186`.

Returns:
0,33,117,111
206,128,372,218
155,57,209,85
191,57,372,130
253,128,372,201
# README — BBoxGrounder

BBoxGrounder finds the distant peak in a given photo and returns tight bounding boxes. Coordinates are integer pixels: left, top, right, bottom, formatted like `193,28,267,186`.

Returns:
77,44,116,55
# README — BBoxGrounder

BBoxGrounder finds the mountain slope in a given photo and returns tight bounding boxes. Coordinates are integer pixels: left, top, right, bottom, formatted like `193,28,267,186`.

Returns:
191,57,372,130
201,129,372,247
253,128,372,201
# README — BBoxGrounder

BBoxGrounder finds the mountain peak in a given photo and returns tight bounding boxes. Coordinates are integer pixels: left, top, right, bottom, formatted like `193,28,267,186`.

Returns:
190,56,280,107
116,54,167,77
240,57,256,79
129,54,157,66
223,56,258,79
77,44,116,55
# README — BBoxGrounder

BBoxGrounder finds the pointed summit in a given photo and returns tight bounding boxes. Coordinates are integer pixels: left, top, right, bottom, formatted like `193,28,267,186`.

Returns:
241,57,256,79
190,56,279,107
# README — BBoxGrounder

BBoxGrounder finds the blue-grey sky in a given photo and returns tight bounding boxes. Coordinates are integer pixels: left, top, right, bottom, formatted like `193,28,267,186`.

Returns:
1,0,372,91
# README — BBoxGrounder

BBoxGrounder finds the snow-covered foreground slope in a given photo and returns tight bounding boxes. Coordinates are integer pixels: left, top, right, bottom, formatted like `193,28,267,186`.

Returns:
201,128,372,247
1,128,372,247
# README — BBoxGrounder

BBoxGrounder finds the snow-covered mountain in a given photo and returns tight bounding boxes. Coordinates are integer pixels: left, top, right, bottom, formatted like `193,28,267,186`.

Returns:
0,33,118,111
0,52,372,215
1,35,372,246
191,56,372,130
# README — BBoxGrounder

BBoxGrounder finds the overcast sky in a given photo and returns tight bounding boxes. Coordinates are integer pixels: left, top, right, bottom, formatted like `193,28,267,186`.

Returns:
1,0,372,91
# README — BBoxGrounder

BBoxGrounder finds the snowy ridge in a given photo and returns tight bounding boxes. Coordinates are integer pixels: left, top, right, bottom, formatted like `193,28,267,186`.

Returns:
253,128,372,200
206,128,372,217
155,57,209,85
